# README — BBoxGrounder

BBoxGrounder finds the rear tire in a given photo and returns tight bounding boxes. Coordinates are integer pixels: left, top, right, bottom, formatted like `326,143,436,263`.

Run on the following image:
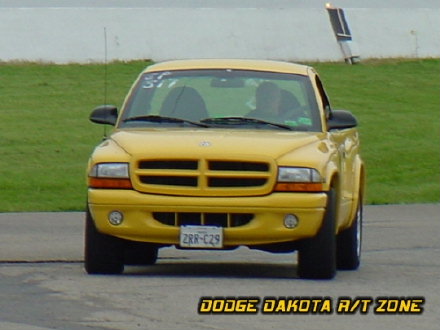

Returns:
84,209,124,275
337,196,363,270
298,188,337,279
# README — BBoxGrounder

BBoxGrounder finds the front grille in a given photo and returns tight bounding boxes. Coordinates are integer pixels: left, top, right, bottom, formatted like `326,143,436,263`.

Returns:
208,177,267,187
208,161,269,172
153,212,253,227
140,176,198,186
139,160,198,170
133,158,273,196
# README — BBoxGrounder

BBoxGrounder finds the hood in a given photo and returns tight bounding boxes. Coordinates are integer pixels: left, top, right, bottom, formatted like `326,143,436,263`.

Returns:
110,128,325,161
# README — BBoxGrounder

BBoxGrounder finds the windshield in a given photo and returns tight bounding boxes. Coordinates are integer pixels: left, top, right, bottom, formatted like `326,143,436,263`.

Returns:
119,69,321,131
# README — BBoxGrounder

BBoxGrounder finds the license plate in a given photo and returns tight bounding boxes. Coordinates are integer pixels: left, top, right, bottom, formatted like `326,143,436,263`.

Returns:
180,225,223,249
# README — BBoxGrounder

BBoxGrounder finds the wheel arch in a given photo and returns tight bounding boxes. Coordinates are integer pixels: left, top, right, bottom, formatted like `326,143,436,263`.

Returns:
353,156,366,210
343,156,365,232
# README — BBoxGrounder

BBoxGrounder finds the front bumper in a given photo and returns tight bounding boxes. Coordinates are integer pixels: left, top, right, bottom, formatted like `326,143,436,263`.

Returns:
88,189,327,247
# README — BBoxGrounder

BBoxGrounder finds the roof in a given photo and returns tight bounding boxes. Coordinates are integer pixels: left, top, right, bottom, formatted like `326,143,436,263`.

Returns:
144,59,311,75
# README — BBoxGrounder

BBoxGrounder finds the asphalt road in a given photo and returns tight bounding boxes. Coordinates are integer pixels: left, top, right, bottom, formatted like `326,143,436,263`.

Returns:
0,204,439,330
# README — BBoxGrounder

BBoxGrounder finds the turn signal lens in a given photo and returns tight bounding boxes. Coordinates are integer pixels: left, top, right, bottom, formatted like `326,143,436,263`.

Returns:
88,177,133,189
274,182,323,192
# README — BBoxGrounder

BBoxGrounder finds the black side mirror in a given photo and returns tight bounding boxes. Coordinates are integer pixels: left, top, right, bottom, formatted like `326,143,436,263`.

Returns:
90,105,118,126
328,110,358,130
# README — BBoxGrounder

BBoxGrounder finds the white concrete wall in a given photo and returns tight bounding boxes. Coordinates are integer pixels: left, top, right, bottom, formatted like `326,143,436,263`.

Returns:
0,7,439,63
346,9,440,59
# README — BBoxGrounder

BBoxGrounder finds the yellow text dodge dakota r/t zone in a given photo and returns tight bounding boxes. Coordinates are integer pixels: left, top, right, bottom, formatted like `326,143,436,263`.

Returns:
86,59,365,279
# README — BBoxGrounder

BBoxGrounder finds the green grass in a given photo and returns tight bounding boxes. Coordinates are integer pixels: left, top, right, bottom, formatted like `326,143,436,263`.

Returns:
0,59,438,211
312,59,440,204
0,61,149,211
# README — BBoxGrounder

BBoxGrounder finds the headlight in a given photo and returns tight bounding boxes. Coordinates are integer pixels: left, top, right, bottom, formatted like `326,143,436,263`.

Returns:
90,163,129,178
88,163,132,189
275,167,323,192
277,167,322,183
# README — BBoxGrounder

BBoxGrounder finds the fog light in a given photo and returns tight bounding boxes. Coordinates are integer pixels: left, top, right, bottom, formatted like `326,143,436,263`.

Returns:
108,211,124,226
284,214,299,229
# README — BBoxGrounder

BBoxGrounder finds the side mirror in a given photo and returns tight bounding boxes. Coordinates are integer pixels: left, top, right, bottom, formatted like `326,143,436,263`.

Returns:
328,110,358,130
90,105,118,126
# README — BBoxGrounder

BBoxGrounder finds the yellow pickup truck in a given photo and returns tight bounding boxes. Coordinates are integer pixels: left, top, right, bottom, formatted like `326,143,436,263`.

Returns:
86,59,365,279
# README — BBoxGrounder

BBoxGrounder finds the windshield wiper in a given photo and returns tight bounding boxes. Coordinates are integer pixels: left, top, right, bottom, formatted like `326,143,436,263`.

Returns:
200,116,295,130
122,115,210,128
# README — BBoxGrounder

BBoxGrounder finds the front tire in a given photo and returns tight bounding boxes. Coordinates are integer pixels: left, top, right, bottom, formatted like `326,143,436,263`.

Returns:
297,188,337,280
84,209,124,275
124,242,159,266
337,196,363,270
